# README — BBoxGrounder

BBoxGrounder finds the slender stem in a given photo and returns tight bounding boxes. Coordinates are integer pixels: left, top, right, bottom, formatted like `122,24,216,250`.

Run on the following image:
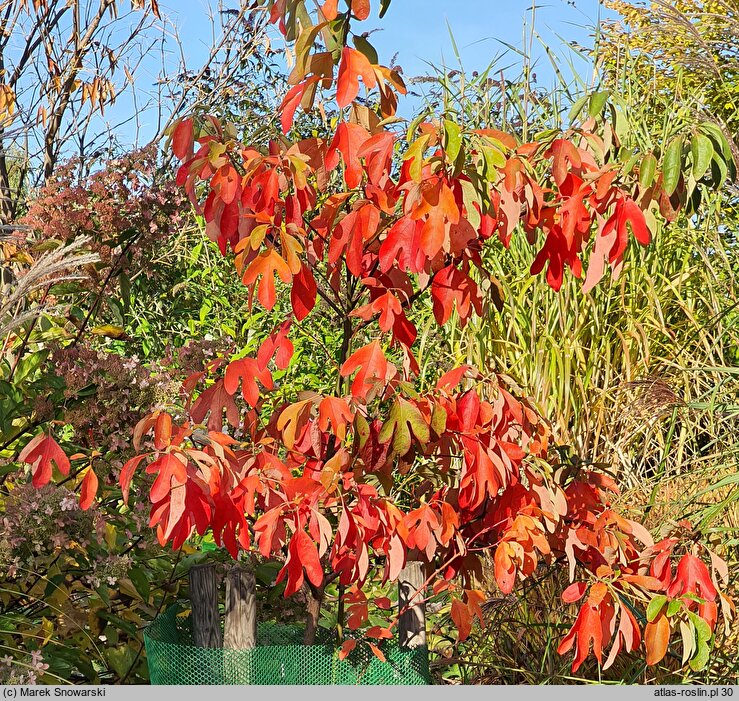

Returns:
336,582,345,644
72,232,140,346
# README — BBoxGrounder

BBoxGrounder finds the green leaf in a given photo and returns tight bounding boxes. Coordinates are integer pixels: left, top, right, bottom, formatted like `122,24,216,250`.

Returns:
406,112,427,143
639,153,657,189
688,612,712,643
352,35,378,65
119,271,131,313
443,119,463,164
690,133,714,181
377,397,430,456
354,412,370,450
128,568,150,601
255,561,281,586
667,599,682,617
95,585,111,607
460,179,481,230
588,91,609,118
646,594,668,622
699,122,732,163
568,94,589,124
97,611,139,638
379,0,392,18
431,403,448,436
680,619,695,666
403,134,430,181
689,640,710,672
106,645,137,679
662,136,683,196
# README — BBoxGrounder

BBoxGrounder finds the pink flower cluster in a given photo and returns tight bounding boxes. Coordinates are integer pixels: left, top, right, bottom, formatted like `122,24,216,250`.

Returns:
50,345,178,451
0,483,99,569
21,145,188,272
0,649,49,685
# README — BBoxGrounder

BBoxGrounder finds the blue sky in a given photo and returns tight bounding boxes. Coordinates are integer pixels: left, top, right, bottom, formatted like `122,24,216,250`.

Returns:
112,0,612,147
356,0,606,79
166,0,608,79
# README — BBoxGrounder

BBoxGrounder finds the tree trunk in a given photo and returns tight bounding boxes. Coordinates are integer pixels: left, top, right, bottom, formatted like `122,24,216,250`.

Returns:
398,561,426,649
189,563,222,648
303,586,323,646
224,563,256,649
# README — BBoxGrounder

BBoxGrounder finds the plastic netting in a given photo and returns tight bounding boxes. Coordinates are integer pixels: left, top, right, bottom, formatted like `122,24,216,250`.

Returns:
144,605,430,685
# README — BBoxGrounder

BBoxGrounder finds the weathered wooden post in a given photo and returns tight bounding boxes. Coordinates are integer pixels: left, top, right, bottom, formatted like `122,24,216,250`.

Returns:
224,563,257,649
223,562,257,683
189,563,222,648
398,561,426,649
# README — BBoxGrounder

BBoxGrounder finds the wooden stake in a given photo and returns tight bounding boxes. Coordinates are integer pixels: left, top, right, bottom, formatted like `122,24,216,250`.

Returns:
189,563,222,648
398,561,426,649
224,563,257,649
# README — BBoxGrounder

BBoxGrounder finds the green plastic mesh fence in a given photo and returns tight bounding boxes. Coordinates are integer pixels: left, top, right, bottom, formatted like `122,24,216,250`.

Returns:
144,605,430,685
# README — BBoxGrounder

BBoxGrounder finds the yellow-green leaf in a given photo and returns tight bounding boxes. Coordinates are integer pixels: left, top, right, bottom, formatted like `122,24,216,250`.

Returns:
690,132,713,181
662,136,683,196
639,152,657,188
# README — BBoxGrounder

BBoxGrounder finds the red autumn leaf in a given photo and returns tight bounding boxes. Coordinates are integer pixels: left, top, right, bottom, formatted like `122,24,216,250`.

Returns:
291,262,317,320
338,639,356,660
358,131,395,186
620,574,664,591
326,121,371,189
119,454,147,504
604,605,642,670
562,582,588,603
340,340,393,400
644,612,670,666
240,248,294,310
451,597,473,641
351,0,370,20
584,196,650,292
436,365,474,392
336,47,377,108
666,553,718,601
493,542,516,594
277,399,315,449
318,396,354,441
420,207,446,258
368,643,386,663
351,291,402,333
431,265,483,326
171,118,194,160
147,453,188,503
133,412,158,450
322,0,339,20
378,216,425,273
329,204,380,276
557,602,603,672
549,138,582,187
224,357,274,406
257,321,294,370
154,412,172,450
79,468,98,511
190,379,240,430
296,530,324,587
280,77,320,134
18,434,70,488
212,164,240,205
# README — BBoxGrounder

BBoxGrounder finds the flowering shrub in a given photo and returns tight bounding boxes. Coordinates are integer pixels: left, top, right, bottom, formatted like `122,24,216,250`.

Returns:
21,146,188,272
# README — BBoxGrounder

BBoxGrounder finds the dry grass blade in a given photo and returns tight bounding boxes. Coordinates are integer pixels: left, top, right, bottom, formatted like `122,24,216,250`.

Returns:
1,237,99,339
